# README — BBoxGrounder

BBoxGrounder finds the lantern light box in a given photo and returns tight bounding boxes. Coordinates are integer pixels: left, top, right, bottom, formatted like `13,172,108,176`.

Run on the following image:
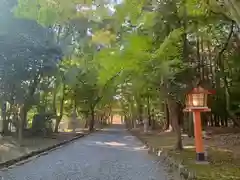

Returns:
184,86,213,112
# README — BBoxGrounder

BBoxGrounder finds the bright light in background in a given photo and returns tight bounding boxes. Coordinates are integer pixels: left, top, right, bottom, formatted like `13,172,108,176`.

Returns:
87,28,93,36
104,4,116,14
76,4,97,12
76,0,124,16
114,95,121,100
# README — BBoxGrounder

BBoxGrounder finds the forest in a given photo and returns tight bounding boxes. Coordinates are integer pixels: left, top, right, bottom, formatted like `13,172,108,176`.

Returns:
0,0,239,156
0,0,239,179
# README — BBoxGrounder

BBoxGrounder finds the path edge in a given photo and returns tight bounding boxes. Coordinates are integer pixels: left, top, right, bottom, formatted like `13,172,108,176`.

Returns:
0,128,104,169
130,131,197,180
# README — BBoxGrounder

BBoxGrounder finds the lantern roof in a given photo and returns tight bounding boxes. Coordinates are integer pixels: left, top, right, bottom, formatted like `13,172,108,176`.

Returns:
187,85,215,95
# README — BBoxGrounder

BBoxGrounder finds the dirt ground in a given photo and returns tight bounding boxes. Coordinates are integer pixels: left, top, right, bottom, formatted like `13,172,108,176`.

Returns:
131,127,240,180
0,118,96,164
0,131,86,163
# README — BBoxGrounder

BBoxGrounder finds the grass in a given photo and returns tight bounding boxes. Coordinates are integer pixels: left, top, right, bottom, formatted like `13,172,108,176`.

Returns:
168,148,240,180
131,129,240,180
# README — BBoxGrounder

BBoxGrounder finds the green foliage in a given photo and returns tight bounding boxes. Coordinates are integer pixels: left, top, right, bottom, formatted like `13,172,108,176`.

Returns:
210,0,240,24
3,0,240,135
15,0,80,26
184,0,210,17
153,28,183,63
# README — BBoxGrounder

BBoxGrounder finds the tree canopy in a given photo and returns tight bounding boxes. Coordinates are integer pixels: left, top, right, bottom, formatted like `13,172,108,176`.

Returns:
0,0,239,152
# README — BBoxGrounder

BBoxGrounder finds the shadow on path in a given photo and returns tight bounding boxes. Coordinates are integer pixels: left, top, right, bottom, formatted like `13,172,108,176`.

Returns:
0,125,169,180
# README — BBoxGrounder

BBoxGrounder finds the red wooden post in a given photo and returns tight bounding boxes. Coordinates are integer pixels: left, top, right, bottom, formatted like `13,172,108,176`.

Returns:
193,110,205,161
184,86,215,162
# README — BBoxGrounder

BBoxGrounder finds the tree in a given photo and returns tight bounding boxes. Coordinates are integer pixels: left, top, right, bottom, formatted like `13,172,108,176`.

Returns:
13,0,240,145
0,0,62,140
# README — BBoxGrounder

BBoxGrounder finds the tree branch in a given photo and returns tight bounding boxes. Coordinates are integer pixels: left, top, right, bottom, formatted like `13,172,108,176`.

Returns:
93,71,122,107
217,20,234,65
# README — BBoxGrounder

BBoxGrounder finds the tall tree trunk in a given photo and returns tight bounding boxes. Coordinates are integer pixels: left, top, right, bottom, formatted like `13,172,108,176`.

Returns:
23,73,41,128
200,37,205,80
196,32,201,78
89,107,95,132
214,115,220,127
151,108,156,130
19,105,27,144
224,116,228,127
7,102,14,126
111,114,113,124
124,115,129,128
210,114,214,126
2,102,8,135
84,111,89,128
54,84,66,133
207,41,214,86
164,102,171,130
137,98,143,124
54,116,61,133
218,21,240,127
167,98,183,150
129,99,134,129
20,105,27,131
147,97,151,127
52,87,57,114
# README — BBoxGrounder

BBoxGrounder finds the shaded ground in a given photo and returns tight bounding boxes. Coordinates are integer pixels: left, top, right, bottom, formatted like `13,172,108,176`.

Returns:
0,132,85,163
0,125,172,180
0,117,102,164
131,127,240,180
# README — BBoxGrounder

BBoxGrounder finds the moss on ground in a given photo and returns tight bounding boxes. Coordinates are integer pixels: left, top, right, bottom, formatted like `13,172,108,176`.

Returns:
168,148,240,180
131,129,240,180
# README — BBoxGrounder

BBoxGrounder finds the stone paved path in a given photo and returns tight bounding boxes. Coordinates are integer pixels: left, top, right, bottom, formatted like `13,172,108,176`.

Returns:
0,125,169,180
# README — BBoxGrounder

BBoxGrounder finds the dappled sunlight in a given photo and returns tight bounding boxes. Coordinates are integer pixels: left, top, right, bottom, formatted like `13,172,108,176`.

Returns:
157,131,176,137
0,145,11,151
0,1,239,179
1,143,18,149
133,145,148,151
100,128,122,132
85,140,147,152
95,141,126,147
104,142,126,146
211,147,233,153
183,145,195,149
219,175,240,180
164,129,173,133
160,145,174,149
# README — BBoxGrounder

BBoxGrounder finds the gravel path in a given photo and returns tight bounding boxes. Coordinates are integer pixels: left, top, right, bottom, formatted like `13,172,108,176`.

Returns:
0,125,169,180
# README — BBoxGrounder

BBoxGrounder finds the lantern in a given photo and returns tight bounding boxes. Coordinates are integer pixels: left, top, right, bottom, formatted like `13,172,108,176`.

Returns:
183,85,215,163
185,86,211,111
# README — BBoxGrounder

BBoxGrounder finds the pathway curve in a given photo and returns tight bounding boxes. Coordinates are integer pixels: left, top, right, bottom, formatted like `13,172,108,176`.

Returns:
0,125,169,180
